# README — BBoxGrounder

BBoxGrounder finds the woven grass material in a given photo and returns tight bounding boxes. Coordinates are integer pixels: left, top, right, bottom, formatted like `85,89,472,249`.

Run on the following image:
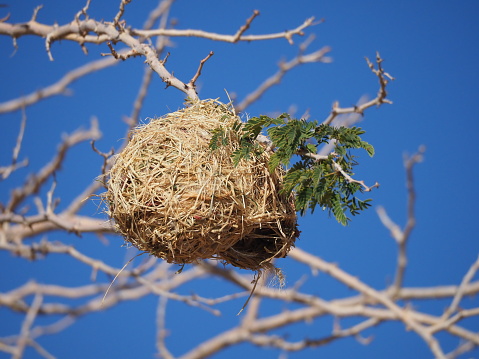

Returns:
104,99,298,271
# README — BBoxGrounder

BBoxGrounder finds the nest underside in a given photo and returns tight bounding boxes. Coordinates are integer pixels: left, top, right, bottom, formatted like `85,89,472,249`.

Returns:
105,100,298,271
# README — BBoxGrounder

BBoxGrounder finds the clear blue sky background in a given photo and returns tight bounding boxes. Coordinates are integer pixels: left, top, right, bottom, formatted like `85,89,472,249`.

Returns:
1,1,478,358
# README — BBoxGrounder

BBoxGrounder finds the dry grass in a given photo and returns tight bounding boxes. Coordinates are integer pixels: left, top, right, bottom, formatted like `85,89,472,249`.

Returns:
104,99,298,271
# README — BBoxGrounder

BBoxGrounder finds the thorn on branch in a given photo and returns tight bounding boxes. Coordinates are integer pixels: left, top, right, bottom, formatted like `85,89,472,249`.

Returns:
160,52,170,65
80,43,88,55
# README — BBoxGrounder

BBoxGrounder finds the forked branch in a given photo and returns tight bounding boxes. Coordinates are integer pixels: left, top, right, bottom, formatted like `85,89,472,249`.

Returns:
323,52,394,126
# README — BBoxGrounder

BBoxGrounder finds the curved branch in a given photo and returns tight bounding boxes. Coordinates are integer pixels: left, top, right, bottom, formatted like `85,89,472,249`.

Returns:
236,46,332,112
322,52,394,126
5,119,101,212
133,15,315,44
0,56,119,114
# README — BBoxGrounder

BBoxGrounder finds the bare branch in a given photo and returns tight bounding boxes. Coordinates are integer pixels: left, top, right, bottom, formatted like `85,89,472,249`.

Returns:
14,294,43,359
91,139,114,186
113,0,132,30
188,51,214,90
142,0,175,31
127,66,155,128
0,107,28,179
232,10,260,42
289,248,447,359
0,12,317,98
236,46,331,112
1,213,113,241
1,4,476,359
6,119,101,212
0,16,314,45
133,16,316,44
247,317,378,351
322,52,394,126
31,5,43,22
332,160,379,192
446,338,479,359
74,0,92,23
379,146,425,297
127,0,173,128
0,57,119,114
156,296,174,359
403,146,425,240
442,255,479,320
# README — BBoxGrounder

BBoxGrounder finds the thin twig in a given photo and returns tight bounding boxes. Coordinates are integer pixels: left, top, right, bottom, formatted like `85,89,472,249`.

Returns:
189,51,214,90
6,119,101,212
442,255,479,320
15,294,43,359
332,160,379,192
322,52,394,126
232,10,260,42
0,106,28,179
74,0,91,22
113,0,132,30
380,146,425,297
156,296,174,359
236,46,331,112
132,16,316,44
0,57,120,114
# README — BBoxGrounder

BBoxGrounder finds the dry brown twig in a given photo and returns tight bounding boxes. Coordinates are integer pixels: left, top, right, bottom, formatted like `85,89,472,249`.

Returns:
189,51,214,89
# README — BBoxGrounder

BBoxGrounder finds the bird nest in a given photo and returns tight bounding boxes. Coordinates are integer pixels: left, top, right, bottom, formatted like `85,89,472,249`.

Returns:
103,99,298,271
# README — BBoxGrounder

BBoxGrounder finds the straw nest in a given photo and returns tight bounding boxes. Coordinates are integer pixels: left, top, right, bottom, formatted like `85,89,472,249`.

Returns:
104,99,298,271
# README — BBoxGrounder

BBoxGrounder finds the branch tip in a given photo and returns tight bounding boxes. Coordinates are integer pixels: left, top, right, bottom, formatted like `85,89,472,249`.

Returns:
233,10,261,42
189,51,214,88
31,5,43,22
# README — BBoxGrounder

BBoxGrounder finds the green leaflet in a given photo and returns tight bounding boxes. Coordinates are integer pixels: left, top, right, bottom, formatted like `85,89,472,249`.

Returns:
209,114,375,225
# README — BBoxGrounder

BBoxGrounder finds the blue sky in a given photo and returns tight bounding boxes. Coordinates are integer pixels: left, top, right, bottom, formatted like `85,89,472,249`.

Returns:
1,1,478,358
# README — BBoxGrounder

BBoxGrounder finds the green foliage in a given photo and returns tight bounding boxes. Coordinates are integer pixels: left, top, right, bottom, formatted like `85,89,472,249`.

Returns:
209,114,375,225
